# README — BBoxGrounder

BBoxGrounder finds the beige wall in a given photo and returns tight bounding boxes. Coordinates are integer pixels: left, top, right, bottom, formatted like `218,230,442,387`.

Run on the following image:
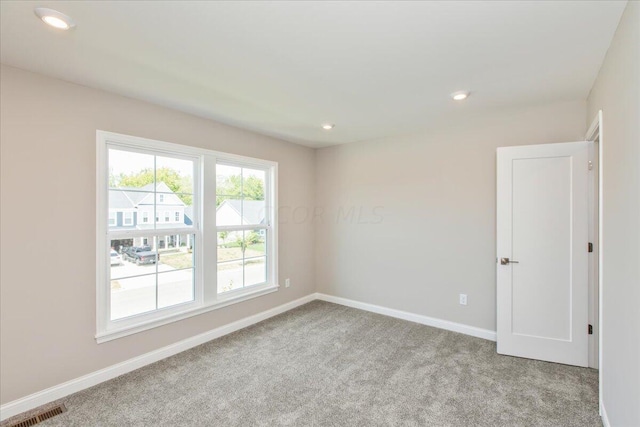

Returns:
315,100,587,332
0,65,316,404
2,6,637,419
587,2,640,425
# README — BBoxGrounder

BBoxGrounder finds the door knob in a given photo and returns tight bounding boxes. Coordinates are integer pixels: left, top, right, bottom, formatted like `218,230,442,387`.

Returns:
500,257,519,265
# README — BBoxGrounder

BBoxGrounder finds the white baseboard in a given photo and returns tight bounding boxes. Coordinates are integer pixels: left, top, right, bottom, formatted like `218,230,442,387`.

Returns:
1,292,497,421
315,293,497,342
600,401,610,427
0,293,316,422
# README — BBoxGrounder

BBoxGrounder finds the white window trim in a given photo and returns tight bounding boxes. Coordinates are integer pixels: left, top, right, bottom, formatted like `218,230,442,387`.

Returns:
142,211,149,223
96,130,279,343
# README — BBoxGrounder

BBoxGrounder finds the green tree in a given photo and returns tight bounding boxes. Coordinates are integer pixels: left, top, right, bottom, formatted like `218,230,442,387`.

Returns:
235,235,247,253
245,231,261,245
219,231,229,246
217,175,264,206
110,167,193,205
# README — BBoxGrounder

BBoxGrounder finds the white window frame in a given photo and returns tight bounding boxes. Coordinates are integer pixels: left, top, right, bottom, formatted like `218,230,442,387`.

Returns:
108,211,116,226
164,210,170,222
175,211,180,222
216,160,272,294
142,211,149,223
96,130,278,343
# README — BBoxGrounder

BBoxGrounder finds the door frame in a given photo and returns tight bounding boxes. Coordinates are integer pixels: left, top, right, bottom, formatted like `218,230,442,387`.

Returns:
585,110,603,414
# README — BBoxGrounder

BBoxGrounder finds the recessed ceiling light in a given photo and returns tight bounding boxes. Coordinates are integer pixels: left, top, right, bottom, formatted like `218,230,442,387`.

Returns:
451,91,470,101
322,124,335,130
34,8,76,30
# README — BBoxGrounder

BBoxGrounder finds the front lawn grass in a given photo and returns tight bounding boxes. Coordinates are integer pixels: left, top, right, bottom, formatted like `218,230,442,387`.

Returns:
160,251,193,269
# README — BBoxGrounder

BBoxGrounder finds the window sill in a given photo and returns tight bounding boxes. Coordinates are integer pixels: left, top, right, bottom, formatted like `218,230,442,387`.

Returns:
95,284,279,344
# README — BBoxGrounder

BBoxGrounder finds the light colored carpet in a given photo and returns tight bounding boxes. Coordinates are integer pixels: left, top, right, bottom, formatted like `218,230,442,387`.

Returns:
33,300,599,426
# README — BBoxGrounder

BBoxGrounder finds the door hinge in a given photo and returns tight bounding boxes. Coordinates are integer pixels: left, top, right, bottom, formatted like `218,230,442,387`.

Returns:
588,324,593,335
588,160,593,170
588,242,593,253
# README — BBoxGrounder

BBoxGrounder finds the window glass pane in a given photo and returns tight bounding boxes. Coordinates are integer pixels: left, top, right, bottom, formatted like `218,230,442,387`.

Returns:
110,275,156,320
218,260,243,293
109,190,155,229
242,168,265,226
216,165,266,226
157,192,193,229
123,211,133,225
217,231,243,262
244,229,266,258
216,165,242,196
156,156,194,194
244,257,267,288
159,235,194,270
216,165,242,226
216,196,241,226
108,149,154,190
109,151,194,231
216,230,267,293
108,212,117,226
110,233,196,318
110,238,158,280
109,246,125,273
242,199,266,226
158,270,194,309
109,238,133,255
242,168,265,201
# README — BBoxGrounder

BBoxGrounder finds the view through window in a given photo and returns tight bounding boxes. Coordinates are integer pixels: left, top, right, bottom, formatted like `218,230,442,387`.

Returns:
216,164,268,294
98,132,277,341
108,149,196,320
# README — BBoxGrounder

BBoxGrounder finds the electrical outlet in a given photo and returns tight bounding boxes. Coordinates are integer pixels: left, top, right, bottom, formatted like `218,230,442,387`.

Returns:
459,294,467,306
285,278,291,288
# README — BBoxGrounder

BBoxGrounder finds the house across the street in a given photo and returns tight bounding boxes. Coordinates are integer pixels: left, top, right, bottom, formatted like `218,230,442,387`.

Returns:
216,199,267,243
109,182,193,251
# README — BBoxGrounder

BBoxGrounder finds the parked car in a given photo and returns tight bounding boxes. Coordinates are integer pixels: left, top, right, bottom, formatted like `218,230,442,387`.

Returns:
123,246,158,265
110,249,123,266
134,251,158,265
122,245,150,261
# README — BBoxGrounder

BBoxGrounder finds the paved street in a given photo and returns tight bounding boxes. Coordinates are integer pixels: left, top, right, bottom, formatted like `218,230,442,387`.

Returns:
110,258,266,320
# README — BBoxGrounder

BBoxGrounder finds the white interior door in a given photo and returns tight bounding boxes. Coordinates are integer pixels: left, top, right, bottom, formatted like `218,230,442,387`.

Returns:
497,141,591,367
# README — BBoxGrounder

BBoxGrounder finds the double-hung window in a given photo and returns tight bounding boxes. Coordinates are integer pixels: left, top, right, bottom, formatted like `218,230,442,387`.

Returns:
216,162,271,294
96,131,278,342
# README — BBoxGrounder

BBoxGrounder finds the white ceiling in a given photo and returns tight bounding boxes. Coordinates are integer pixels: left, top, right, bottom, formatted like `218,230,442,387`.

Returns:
0,1,627,148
